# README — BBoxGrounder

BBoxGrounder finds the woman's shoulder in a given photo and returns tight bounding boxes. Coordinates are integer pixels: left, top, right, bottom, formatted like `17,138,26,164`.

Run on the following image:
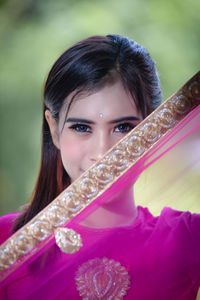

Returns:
139,206,200,239
155,207,200,249
0,212,19,245
159,207,200,232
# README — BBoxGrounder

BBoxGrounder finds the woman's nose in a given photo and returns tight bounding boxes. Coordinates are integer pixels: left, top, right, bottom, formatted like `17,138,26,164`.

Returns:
89,133,111,162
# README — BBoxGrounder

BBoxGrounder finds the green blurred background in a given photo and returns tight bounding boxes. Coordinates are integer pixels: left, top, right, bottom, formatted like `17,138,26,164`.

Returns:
0,0,199,216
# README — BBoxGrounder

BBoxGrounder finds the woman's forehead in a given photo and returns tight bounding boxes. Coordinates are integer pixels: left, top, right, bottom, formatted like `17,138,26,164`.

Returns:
60,81,139,121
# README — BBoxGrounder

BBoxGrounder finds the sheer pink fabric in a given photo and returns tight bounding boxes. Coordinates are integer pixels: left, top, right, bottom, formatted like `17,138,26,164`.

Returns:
1,206,200,300
0,104,200,299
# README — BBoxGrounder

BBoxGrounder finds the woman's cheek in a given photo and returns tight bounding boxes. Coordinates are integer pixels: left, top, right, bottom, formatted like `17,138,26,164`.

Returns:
60,137,84,162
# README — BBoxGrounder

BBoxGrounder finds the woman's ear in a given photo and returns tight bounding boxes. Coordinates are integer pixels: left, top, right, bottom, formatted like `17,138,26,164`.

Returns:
45,110,60,149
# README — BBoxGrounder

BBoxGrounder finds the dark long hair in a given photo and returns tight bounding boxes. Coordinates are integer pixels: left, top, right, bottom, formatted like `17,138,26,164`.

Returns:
13,34,162,231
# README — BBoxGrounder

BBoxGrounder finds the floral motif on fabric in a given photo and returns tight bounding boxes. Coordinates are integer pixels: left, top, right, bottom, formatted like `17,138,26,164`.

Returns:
75,257,130,299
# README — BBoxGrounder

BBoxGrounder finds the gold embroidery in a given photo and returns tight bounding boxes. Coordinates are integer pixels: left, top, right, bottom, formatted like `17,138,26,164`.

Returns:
54,228,82,254
30,220,52,241
0,71,200,281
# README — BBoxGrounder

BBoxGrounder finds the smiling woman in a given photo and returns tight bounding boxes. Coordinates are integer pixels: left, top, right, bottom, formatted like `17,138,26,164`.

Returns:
44,80,142,228
12,34,161,232
0,35,200,300
46,80,141,183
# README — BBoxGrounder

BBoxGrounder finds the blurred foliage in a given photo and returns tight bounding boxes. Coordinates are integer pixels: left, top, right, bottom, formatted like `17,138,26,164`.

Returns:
0,0,199,215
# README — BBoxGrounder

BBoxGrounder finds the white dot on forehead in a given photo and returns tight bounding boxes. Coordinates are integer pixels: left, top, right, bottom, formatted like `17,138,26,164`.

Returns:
99,113,103,118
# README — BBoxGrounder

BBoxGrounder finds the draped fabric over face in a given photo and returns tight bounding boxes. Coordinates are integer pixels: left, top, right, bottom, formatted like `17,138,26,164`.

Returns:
0,72,200,299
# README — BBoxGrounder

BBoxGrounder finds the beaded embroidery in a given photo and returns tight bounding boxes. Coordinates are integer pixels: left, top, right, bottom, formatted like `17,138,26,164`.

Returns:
75,257,130,299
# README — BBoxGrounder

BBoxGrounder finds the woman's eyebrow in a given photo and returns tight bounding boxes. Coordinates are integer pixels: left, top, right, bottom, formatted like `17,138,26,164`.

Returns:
109,116,140,124
66,117,94,124
65,116,140,124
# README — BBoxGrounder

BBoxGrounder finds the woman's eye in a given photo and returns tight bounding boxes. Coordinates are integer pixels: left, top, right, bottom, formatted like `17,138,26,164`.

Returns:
69,124,91,133
114,123,135,133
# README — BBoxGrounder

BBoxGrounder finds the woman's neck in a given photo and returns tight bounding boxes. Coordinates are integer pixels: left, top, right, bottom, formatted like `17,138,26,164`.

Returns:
80,186,137,229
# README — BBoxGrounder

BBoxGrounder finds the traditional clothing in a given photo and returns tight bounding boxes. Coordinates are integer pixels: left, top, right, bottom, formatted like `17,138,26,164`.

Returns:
0,207,200,299
0,72,200,299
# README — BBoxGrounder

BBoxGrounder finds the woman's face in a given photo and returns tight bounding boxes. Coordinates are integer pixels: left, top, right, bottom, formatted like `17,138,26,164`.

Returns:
46,81,142,182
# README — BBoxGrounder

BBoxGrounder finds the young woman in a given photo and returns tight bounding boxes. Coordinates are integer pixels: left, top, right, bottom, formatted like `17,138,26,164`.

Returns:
0,34,199,299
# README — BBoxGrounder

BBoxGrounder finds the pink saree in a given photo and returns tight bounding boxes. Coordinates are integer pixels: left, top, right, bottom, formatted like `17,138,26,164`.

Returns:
0,72,200,299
